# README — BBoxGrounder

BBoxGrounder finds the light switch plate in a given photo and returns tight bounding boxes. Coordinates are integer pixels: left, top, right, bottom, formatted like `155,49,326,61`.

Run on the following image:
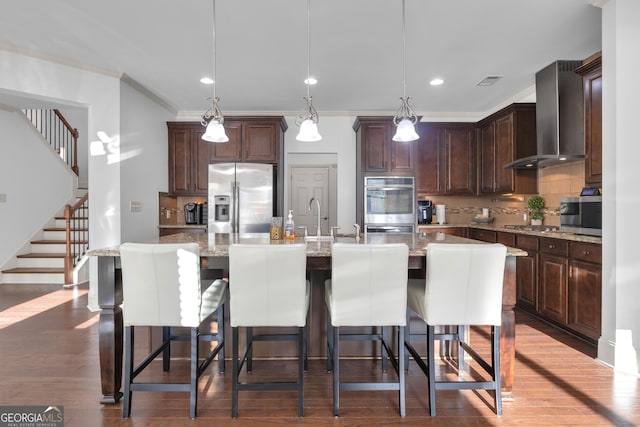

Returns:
0,193,6,203
130,201,142,213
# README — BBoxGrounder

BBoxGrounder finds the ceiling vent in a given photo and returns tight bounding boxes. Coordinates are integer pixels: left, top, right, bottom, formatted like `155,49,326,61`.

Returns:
476,75,503,86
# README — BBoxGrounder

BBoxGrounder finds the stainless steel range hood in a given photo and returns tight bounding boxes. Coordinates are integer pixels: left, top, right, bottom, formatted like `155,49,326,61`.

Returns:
505,60,584,169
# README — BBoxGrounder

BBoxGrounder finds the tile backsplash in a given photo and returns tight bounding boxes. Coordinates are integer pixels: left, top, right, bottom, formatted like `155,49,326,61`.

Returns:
419,160,587,227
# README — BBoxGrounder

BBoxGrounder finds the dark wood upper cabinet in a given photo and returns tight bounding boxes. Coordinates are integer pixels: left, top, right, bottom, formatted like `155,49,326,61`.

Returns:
168,125,192,195
415,122,477,196
478,103,537,194
415,124,443,195
209,118,281,163
355,117,415,175
167,117,286,196
576,53,602,188
444,125,477,195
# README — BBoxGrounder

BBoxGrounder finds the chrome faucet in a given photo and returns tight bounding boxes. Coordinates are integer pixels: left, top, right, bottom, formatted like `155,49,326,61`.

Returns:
308,197,322,237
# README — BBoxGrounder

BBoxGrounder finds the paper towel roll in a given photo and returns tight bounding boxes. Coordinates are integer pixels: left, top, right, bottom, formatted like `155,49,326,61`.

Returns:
436,205,445,225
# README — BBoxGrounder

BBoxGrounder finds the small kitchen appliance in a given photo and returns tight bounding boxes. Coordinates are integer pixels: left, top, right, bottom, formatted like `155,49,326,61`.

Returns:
417,200,433,224
559,190,602,236
184,202,202,224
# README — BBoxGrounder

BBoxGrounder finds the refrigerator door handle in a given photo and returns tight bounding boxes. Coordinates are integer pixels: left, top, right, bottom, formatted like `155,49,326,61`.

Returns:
232,181,240,233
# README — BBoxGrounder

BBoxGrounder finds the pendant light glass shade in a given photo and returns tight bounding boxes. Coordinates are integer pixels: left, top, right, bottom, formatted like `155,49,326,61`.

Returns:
295,0,322,142
392,0,419,142
201,0,228,143
202,118,229,143
393,117,419,142
296,96,322,142
297,118,322,142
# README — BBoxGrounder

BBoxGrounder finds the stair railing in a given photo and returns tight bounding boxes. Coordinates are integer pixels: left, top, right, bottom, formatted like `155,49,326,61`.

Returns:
64,193,89,285
22,109,79,176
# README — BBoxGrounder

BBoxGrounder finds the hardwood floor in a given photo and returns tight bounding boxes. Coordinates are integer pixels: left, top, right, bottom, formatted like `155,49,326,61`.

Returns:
0,283,638,426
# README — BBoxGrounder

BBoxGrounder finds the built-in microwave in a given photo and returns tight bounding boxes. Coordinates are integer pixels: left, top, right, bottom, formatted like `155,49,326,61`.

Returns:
560,196,602,236
364,176,415,226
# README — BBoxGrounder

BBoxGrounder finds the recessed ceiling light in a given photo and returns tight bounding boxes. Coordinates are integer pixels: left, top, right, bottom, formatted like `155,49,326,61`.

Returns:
304,77,318,85
430,78,444,86
200,77,214,85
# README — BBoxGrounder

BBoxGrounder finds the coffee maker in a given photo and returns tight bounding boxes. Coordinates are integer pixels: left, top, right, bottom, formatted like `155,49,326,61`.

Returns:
417,200,433,224
184,202,202,224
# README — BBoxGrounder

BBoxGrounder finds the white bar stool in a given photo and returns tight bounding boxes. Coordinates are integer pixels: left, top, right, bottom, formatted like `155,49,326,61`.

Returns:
405,243,507,416
228,243,310,418
325,243,409,417
119,242,227,419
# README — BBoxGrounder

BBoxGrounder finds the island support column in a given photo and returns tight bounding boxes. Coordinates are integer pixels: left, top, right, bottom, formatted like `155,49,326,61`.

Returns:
500,255,517,399
97,256,123,403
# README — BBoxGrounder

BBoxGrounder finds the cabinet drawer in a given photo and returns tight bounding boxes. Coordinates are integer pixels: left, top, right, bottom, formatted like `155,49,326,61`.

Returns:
570,242,602,264
539,237,568,256
496,231,516,247
516,234,539,252
469,229,497,242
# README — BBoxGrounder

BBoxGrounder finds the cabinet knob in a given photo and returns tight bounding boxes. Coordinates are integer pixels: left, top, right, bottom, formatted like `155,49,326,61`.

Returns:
583,250,590,255
548,244,555,249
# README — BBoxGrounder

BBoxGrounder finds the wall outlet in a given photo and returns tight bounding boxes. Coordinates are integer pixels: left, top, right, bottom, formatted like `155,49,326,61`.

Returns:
0,193,6,202
130,201,142,213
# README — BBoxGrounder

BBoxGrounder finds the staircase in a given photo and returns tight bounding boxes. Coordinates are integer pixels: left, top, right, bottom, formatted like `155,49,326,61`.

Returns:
1,108,88,286
1,195,88,285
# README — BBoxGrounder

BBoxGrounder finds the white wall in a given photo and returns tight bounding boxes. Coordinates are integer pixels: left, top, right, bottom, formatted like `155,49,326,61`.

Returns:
0,51,120,310
0,109,75,268
599,0,640,375
283,114,357,232
119,79,174,242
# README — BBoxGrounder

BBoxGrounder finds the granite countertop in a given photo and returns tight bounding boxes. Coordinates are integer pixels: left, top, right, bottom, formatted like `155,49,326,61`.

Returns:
89,232,528,258
417,223,602,244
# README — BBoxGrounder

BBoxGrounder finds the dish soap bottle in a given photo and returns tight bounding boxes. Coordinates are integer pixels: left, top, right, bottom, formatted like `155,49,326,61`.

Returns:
284,210,296,242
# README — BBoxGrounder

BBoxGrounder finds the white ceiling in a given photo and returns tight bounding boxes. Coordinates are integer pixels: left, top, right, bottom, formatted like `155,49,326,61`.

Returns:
0,0,601,119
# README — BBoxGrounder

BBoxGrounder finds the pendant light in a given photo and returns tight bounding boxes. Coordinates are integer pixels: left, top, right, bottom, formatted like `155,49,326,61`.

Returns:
295,0,322,142
392,0,419,142
201,0,229,143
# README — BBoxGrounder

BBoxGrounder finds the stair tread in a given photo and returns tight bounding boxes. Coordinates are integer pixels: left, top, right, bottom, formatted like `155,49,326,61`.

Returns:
2,267,64,274
31,240,88,244
55,216,88,220
17,253,66,258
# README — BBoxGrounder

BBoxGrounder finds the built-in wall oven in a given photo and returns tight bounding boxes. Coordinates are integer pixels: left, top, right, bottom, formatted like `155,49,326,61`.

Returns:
364,176,415,233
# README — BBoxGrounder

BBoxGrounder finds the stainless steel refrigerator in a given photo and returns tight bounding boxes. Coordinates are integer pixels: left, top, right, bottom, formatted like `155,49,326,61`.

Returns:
208,163,275,233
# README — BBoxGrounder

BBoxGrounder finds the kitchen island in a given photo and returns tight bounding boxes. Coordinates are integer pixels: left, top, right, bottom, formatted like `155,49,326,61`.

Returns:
89,232,525,404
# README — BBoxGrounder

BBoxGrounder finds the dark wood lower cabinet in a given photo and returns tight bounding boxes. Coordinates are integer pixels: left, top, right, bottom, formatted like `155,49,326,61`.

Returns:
514,234,538,313
538,252,569,324
568,259,602,340
510,233,601,344
468,228,497,242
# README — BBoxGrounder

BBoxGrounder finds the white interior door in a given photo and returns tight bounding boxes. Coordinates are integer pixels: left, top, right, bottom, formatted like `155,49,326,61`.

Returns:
290,166,331,236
